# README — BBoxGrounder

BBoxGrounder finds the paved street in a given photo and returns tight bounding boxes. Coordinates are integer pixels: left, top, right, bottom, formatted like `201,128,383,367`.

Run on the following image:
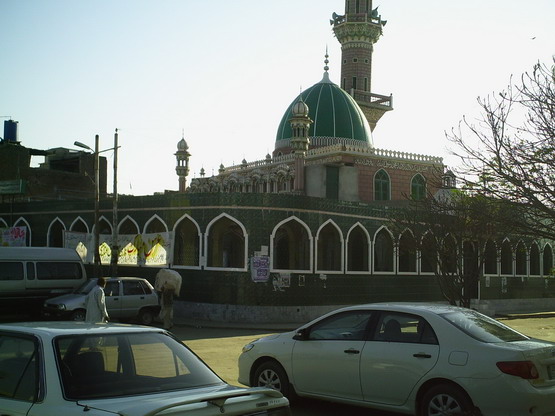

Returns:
171,315,555,416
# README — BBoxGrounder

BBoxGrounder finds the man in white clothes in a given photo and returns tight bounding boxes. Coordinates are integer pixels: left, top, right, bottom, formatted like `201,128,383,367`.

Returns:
85,277,109,323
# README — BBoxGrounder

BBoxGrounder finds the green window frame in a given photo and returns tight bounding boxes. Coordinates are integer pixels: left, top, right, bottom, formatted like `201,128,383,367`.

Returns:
374,169,390,201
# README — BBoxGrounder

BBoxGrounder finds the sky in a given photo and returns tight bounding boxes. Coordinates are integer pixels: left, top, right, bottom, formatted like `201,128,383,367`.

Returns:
1,0,554,196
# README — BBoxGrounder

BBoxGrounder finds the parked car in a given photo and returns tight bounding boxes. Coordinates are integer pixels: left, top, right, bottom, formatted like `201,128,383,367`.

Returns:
42,277,160,325
239,303,555,416
0,322,290,416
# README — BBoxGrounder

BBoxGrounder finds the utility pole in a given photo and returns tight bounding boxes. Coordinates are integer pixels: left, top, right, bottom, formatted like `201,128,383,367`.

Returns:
110,129,119,277
93,134,101,279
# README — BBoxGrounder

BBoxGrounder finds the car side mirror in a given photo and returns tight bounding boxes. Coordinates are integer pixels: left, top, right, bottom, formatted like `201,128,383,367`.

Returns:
293,328,309,341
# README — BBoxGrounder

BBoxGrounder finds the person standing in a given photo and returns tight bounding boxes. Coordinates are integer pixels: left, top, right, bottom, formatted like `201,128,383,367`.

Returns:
159,283,174,329
85,277,109,323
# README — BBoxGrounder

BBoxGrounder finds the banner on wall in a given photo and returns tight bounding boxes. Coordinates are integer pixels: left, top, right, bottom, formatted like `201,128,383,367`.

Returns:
64,231,172,266
0,227,27,247
250,256,270,282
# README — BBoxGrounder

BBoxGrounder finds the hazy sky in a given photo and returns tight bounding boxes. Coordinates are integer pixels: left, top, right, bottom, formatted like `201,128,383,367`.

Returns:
2,0,554,196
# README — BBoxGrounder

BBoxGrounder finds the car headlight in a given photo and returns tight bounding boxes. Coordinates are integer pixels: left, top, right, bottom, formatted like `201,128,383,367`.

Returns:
242,343,256,353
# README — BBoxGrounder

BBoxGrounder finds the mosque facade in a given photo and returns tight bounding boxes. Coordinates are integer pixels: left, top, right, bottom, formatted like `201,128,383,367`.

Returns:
2,0,555,321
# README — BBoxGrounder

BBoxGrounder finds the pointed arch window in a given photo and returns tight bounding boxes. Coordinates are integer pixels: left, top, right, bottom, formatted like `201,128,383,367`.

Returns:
484,240,498,275
316,221,343,272
272,218,311,271
515,241,527,276
374,169,390,201
374,228,394,272
48,219,65,248
411,174,426,201
530,242,540,276
543,244,553,276
206,216,246,269
398,231,417,273
441,235,458,274
500,240,513,275
173,216,200,267
346,225,370,272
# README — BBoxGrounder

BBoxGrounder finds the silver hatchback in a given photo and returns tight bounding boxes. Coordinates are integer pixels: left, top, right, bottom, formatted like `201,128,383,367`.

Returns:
42,277,160,325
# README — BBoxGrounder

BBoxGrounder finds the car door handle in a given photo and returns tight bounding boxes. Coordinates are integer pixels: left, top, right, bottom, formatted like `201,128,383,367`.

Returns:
413,353,432,358
344,348,360,354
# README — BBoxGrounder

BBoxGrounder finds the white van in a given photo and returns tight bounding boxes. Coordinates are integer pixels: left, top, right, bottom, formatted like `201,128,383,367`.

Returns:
0,247,87,301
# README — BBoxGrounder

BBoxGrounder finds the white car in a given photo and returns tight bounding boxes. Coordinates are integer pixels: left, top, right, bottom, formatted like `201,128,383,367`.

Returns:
0,322,290,416
238,303,555,416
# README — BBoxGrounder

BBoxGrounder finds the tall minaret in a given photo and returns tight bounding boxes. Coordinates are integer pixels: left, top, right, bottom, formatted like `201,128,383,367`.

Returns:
290,90,313,193
175,134,190,192
331,0,393,131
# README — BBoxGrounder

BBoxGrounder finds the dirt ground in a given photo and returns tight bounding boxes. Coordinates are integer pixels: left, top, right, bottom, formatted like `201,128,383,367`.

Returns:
174,316,555,387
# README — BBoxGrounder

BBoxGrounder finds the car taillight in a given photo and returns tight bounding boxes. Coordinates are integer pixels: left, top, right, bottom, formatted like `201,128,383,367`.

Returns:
496,361,539,379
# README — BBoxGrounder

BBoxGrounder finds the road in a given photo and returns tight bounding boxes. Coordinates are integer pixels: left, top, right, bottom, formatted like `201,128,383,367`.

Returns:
171,316,555,416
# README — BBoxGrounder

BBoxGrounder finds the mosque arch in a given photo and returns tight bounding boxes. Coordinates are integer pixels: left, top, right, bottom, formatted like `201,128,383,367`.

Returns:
398,229,417,274
441,234,458,274
373,226,394,273
500,239,514,276
0,218,8,227
543,244,553,276
483,239,498,275
462,240,478,278
346,223,370,273
118,215,140,235
70,217,89,233
271,216,312,272
173,214,201,268
515,240,527,276
205,213,247,270
13,217,31,246
315,219,343,273
529,242,541,276
374,169,391,201
94,216,112,235
144,214,168,234
420,232,437,274
410,174,426,201
47,217,66,247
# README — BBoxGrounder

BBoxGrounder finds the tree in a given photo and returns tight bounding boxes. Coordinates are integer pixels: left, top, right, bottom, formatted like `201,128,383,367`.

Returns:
388,190,515,307
447,59,555,240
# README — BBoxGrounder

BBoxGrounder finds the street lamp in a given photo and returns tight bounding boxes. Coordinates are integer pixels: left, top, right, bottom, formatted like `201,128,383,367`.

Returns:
74,131,119,279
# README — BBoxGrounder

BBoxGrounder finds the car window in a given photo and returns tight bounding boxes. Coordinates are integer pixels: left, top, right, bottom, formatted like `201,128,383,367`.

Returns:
0,334,38,402
123,280,145,296
308,311,372,341
0,262,24,280
56,332,222,399
440,309,529,343
373,313,438,344
104,281,120,297
139,280,153,294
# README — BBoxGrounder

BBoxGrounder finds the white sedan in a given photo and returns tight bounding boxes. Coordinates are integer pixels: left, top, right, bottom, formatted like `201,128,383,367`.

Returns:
238,303,555,416
0,322,290,416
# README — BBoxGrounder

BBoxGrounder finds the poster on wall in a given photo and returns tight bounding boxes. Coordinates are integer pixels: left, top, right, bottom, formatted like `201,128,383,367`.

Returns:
0,227,27,247
250,256,270,282
64,231,172,266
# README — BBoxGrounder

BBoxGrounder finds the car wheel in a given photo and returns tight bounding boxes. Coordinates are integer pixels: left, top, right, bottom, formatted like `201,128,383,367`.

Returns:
138,308,154,325
71,309,86,322
420,384,475,416
253,361,293,398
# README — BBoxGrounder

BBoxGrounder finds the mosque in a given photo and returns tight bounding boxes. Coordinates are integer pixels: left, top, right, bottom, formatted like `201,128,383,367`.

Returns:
2,0,554,321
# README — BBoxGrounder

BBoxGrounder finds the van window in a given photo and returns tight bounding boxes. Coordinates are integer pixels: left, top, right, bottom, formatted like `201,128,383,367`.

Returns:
0,262,24,281
36,262,83,280
26,262,35,280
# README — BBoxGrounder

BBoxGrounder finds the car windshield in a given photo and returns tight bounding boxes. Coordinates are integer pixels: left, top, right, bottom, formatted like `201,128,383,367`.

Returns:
55,331,223,399
73,279,96,295
440,309,529,343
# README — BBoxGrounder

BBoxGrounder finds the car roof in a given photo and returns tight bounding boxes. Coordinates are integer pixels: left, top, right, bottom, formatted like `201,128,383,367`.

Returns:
335,302,467,316
0,322,164,338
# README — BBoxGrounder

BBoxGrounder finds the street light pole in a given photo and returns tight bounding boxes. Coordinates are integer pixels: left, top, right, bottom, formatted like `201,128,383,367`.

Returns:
93,134,101,279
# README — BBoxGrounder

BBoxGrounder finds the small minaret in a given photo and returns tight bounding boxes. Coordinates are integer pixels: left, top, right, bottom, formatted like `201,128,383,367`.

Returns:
175,134,190,192
331,0,392,131
290,86,313,193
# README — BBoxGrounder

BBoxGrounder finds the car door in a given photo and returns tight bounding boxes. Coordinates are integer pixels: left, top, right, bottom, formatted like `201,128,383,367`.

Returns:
103,280,122,319
120,280,147,318
0,332,39,415
360,312,439,405
291,310,373,400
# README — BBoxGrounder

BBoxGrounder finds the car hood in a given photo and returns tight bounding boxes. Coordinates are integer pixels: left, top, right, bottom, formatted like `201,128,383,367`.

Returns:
45,293,86,307
78,384,287,415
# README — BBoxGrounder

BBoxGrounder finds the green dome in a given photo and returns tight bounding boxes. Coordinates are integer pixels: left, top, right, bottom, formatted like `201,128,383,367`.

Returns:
275,73,373,152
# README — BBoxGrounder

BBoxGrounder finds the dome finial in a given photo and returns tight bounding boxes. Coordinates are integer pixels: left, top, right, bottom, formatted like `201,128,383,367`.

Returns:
324,46,329,73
